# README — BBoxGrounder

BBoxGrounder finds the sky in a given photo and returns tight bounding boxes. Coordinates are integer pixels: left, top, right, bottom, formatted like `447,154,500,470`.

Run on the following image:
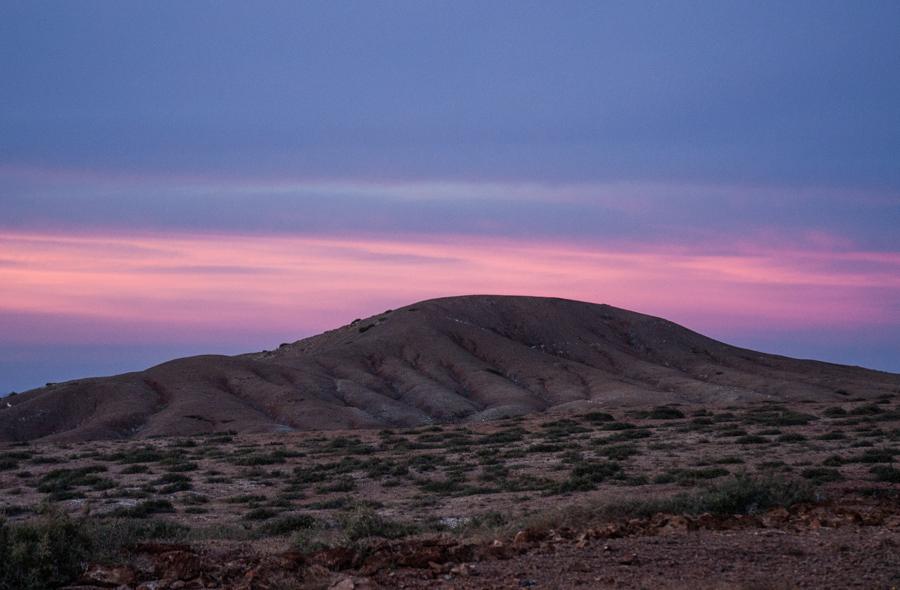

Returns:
2,1,899,393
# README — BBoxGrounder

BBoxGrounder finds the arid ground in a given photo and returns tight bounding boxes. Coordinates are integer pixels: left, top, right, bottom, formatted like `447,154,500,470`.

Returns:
1,395,898,589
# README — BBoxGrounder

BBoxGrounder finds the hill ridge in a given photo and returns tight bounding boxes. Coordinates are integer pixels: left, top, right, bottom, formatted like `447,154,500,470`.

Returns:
2,295,898,442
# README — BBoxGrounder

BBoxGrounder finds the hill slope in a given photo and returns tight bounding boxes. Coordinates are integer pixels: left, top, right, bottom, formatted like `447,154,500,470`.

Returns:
2,295,898,442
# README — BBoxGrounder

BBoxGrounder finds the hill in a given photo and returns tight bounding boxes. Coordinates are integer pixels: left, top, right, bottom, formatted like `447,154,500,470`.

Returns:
2,295,898,441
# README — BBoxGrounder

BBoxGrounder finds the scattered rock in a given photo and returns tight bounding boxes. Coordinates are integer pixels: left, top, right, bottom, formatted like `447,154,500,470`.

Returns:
80,564,138,586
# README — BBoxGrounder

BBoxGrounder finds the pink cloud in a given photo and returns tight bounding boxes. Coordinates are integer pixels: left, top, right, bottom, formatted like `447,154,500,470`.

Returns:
1,230,898,347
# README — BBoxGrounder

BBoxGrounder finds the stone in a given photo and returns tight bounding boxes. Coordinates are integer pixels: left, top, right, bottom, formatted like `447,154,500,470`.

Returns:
329,578,356,590
81,564,138,586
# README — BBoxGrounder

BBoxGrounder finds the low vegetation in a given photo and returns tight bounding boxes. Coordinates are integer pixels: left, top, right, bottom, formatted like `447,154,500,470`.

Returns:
0,396,896,587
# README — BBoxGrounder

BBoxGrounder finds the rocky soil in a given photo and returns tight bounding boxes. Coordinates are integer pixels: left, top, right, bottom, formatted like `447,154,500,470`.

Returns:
1,394,897,589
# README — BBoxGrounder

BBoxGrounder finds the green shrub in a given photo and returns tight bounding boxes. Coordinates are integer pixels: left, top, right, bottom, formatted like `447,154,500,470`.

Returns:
629,407,685,420
849,448,897,464
816,431,846,440
602,429,652,443
665,474,813,516
258,514,317,536
596,444,641,460
0,509,90,590
556,461,622,493
244,507,278,521
480,428,526,444
419,477,466,494
339,505,415,542
849,404,883,416
315,477,356,494
654,467,730,486
306,497,351,510
777,433,807,443
744,408,817,426
83,518,188,562
152,473,191,486
230,450,294,466
601,422,636,431
710,456,745,465
226,494,266,504
109,447,167,464
109,499,175,518
715,428,747,438
36,465,111,499
869,465,900,483
583,412,615,423
165,462,198,473
801,467,843,483
598,474,813,519
735,435,768,444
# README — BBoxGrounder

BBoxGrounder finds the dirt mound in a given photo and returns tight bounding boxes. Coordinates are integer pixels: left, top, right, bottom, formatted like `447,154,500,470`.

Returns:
3,295,898,442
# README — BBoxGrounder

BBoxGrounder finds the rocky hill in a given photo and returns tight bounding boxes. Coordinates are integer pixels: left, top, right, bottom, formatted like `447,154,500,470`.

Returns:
2,295,898,441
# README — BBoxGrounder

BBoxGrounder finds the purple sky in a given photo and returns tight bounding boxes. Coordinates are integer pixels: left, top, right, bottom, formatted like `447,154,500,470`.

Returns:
2,1,899,392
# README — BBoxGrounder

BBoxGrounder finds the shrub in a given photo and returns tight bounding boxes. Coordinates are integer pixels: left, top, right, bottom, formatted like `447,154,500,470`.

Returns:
339,505,415,542
259,514,317,536
0,509,90,590
601,422,636,431
244,508,278,521
109,447,167,464
602,429,652,443
870,465,900,483
801,467,843,483
849,448,897,464
153,472,192,494
668,474,813,516
710,456,744,465
777,433,807,443
816,431,846,440
109,499,175,518
37,465,111,499
653,467,730,486
596,444,641,460
583,412,615,423
82,517,188,562
481,428,526,444
315,477,356,494
226,494,266,504
555,461,622,493
152,473,191,485
37,465,107,490
418,477,466,495
230,451,291,466
165,462,198,473
735,435,768,444
744,409,817,426
849,404,883,416
597,474,813,519
629,406,685,420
